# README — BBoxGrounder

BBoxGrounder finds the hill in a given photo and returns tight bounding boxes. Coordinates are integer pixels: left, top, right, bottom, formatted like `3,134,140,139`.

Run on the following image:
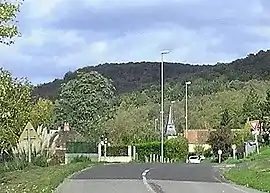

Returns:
33,49,270,100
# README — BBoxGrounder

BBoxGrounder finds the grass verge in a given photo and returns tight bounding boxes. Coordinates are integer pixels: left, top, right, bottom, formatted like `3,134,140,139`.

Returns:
0,162,92,193
223,147,270,192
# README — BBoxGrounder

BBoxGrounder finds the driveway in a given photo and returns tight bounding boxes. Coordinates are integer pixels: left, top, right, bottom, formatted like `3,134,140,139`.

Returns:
55,163,263,193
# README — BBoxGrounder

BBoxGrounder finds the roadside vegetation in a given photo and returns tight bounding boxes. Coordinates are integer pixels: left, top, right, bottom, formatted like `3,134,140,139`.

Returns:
223,147,270,192
0,161,92,193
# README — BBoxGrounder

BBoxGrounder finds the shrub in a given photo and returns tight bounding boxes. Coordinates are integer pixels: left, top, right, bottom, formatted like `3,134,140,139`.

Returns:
136,141,160,161
164,136,188,162
106,146,128,156
194,144,205,155
70,155,92,163
66,142,97,153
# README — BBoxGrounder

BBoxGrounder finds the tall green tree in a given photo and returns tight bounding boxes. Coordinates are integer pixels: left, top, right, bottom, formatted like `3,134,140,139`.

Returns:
29,98,54,128
261,89,270,117
0,0,24,45
0,68,32,153
207,108,233,160
52,71,116,142
242,87,261,121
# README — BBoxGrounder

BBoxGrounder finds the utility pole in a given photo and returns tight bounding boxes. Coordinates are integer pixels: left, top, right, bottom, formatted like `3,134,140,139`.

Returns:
160,50,170,163
185,81,191,138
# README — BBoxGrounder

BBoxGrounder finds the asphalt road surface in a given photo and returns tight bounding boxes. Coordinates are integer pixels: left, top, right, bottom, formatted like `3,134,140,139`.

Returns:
56,163,263,193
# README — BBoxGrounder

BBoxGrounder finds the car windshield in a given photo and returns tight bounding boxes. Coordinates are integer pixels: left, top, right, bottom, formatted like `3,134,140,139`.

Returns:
189,156,199,159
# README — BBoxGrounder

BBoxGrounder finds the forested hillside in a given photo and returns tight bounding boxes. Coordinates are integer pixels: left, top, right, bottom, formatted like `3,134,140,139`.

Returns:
33,50,270,100
30,49,270,141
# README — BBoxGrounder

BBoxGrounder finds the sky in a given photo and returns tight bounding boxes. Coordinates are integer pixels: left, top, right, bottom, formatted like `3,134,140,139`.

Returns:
0,0,270,85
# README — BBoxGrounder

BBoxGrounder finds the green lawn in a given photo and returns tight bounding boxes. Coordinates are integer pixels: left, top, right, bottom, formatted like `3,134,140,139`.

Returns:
223,147,270,192
0,162,92,193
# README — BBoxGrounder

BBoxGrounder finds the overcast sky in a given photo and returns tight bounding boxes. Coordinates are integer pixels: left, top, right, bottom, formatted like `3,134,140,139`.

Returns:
0,0,270,84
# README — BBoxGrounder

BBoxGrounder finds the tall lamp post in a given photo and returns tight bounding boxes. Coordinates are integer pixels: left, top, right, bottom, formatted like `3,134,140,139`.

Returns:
160,50,170,163
185,81,191,138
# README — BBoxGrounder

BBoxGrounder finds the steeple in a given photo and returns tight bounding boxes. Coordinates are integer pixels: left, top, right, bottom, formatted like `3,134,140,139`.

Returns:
165,106,176,136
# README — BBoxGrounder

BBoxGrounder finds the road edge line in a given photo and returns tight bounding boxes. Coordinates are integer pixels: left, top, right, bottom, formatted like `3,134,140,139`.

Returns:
142,169,156,193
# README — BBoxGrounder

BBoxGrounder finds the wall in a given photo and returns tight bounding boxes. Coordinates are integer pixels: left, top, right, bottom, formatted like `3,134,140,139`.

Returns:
99,156,132,163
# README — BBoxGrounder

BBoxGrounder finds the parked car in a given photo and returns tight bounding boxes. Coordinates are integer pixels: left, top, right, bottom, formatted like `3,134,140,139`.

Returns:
186,155,201,164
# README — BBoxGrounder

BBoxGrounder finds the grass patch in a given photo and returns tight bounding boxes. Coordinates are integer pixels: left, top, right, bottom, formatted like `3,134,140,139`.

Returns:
0,162,92,193
223,147,270,192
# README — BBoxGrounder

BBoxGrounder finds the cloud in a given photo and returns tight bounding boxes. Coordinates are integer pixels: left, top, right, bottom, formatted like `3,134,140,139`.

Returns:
0,0,269,84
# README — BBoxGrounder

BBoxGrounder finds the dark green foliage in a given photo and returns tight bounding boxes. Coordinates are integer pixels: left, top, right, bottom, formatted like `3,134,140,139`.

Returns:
220,108,231,127
66,142,97,153
70,155,92,163
52,71,116,141
242,87,261,122
136,141,160,161
135,138,188,162
207,109,234,160
164,137,188,162
33,50,270,100
0,150,49,173
106,146,128,156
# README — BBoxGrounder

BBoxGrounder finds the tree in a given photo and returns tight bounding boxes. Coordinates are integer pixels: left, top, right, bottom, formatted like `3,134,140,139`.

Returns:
52,71,116,142
164,136,188,162
0,0,24,45
29,98,53,129
220,108,231,127
207,108,233,160
261,89,270,121
242,87,261,122
0,68,32,153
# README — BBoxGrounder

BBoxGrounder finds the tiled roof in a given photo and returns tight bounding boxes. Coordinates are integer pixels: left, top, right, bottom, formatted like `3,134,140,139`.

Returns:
186,130,211,144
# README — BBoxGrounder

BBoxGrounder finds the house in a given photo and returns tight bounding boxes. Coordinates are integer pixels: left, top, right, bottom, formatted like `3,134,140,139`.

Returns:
184,128,242,153
184,129,211,153
14,122,42,154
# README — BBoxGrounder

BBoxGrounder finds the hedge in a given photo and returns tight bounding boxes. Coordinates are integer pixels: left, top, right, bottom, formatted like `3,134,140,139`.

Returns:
135,137,189,162
106,146,128,156
66,142,97,153
164,137,188,162
136,141,160,161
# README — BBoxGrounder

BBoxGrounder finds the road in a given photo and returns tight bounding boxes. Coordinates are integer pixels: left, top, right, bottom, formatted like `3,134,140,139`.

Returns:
56,163,263,193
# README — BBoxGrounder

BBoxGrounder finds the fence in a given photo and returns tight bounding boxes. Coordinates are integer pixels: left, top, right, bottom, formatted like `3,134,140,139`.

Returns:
65,141,99,164
65,142,137,164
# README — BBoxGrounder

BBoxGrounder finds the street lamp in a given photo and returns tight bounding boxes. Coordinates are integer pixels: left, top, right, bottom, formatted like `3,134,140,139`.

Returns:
185,81,191,139
160,50,170,163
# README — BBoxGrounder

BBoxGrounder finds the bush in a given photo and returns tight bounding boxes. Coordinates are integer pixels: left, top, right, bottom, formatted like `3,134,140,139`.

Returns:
136,141,160,161
194,144,205,155
66,142,97,153
106,146,128,156
70,155,92,163
164,137,188,162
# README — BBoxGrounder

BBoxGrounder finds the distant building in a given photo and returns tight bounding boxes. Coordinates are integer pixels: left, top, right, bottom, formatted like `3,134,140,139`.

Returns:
165,106,176,136
16,122,42,154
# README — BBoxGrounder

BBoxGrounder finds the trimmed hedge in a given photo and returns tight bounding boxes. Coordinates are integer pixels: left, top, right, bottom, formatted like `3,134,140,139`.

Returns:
66,142,97,153
136,141,160,161
164,137,188,162
135,137,189,162
107,146,128,156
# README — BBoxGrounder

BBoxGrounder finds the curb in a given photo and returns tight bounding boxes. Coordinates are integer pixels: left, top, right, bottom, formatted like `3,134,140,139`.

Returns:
54,164,94,193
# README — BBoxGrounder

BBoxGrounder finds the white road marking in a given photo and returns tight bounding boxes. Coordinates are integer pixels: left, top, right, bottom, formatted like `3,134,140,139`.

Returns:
142,169,156,193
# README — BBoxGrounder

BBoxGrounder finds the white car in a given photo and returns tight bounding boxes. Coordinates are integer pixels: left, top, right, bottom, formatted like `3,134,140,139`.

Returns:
186,156,201,164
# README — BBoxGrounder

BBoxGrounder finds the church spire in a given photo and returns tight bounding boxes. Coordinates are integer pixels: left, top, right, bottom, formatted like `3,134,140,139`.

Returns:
165,105,176,136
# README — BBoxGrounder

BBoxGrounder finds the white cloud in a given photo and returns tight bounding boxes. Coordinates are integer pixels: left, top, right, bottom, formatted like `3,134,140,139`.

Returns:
0,0,270,85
